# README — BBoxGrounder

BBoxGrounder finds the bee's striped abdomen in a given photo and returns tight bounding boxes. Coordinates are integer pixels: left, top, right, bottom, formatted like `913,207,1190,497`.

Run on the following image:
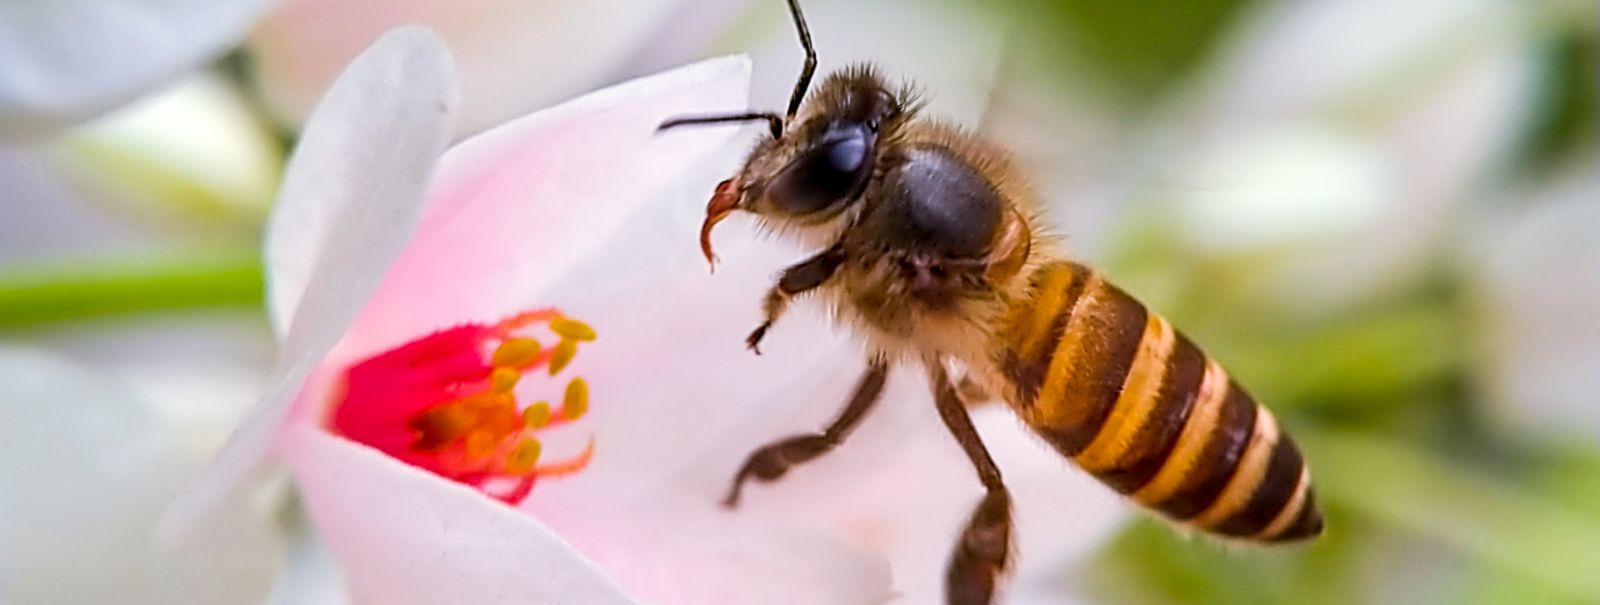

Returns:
996,262,1322,542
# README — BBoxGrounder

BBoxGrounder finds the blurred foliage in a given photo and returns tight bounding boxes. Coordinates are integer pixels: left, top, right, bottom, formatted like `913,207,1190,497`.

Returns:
1007,0,1600,601
1512,24,1597,178
1004,0,1259,107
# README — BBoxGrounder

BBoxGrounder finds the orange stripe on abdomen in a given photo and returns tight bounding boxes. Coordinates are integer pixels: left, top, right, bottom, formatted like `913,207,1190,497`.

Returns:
996,262,1323,543
998,263,1088,407
1089,329,1206,494
1024,269,1146,456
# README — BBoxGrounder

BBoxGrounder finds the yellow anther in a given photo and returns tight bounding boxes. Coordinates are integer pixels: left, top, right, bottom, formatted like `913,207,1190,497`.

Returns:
465,430,498,460
563,377,589,421
489,367,520,392
522,401,551,429
549,339,578,375
550,317,597,342
492,338,542,366
505,438,543,474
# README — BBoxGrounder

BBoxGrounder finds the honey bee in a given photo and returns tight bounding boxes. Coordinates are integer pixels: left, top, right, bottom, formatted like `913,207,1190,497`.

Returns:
660,1,1323,602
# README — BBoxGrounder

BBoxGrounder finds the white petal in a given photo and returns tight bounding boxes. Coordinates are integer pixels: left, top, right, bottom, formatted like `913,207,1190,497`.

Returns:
0,0,272,139
167,26,459,539
330,55,752,363
536,491,893,605
0,346,283,604
250,0,693,135
264,25,459,337
281,424,892,605
278,425,641,605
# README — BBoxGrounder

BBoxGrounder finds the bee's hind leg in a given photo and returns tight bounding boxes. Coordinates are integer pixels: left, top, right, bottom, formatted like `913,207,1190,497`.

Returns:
722,356,888,507
745,245,845,354
927,358,1013,605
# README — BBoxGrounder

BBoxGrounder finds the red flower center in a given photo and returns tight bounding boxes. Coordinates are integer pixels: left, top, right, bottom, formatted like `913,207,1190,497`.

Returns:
328,308,597,504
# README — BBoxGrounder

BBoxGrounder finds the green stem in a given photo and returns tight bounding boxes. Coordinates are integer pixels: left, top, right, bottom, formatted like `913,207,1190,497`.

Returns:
0,252,264,329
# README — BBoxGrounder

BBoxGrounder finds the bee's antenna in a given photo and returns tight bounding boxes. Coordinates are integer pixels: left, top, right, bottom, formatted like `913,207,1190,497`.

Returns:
784,0,817,122
658,0,815,139
658,112,784,139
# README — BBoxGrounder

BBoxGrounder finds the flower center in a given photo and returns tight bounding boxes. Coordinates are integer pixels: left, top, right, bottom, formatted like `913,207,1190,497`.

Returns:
328,308,597,504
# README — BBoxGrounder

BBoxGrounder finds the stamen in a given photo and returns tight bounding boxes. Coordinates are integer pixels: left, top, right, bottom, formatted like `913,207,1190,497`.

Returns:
549,339,578,375
533,437,596,477
550,317,597,342
505,438,543,474
490,367,520,392
562,377,590,421
492,308,561,334
522,401,552,429
492,337,543,366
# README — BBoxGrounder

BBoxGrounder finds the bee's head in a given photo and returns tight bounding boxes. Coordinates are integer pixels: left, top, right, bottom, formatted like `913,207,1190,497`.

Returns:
669,67,907,265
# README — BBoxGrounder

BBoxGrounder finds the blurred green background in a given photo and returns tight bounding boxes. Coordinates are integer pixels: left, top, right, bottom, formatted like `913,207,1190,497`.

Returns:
1,0,1595,603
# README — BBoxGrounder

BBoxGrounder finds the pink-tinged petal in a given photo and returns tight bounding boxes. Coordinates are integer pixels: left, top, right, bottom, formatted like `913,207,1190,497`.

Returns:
711,400,1127,605
331,55,752,364
277,425,640,605
250,0,693,135
494,201,893,508
0,0,272,140
537,492,893,605
167,26,459,539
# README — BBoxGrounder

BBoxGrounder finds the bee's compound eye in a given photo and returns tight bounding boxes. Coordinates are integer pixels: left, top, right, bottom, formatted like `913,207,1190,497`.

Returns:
769,132,871,214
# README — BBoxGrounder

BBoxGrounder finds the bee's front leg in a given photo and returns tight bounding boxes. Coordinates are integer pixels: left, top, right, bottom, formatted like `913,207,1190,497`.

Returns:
746,245,845,354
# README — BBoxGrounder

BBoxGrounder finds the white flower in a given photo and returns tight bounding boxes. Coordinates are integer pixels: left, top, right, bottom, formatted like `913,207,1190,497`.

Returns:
165,25,1124,604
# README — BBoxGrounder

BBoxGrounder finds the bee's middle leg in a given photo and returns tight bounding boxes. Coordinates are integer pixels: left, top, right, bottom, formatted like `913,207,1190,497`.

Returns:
927,360,1013,605
722,357,889,507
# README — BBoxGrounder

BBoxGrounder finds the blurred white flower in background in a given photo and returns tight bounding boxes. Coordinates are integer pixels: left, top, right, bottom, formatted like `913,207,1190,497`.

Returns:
0,346,283,604
248,0,708,135
1471,163,1600,443
1166,0,1537,314
47,75,284,226
990,0,1554,317
0,0,274,139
